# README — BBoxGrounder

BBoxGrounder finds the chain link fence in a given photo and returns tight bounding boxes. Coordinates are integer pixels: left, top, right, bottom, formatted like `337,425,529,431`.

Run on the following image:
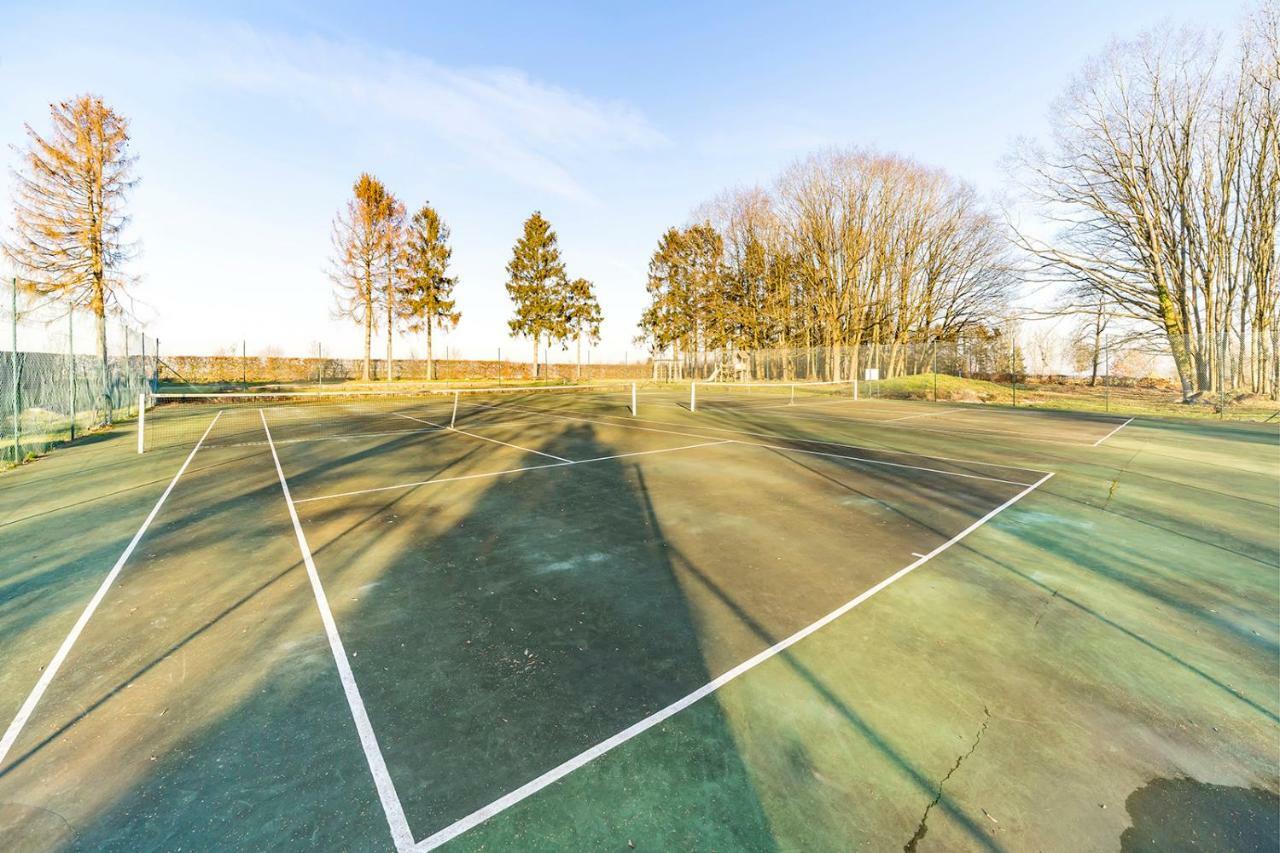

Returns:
2,281,157,464
654,327,1280,422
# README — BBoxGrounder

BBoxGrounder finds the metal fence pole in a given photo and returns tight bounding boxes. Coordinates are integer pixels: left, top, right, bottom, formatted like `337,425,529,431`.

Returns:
1103,336,1110,414
931,344,938,403
68,306,76,441
123,321,131,417
10,278,19,463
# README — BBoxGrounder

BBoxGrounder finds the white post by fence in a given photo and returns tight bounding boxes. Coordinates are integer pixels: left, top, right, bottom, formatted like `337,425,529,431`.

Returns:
450,390,460,428
630,382,637,416
690,382,697,413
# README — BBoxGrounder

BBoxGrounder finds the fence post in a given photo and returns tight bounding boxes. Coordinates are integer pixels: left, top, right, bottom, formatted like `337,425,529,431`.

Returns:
68,305,76,441
123,321,131,416
1010,335,1017,407
10,278,19,463
1103,336,1110,414
931,344,938,403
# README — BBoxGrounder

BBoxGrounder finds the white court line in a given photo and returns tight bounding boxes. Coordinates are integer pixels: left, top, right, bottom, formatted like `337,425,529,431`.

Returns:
0,412,223,770
261,410,416,852
1092,417,1135,446
413,471,1055,851
885,408,964,421
212,425,445,448
465,403,1046,485
293,440,733,504
730,403,1107,447
393,412,571,463
743,441,1032,487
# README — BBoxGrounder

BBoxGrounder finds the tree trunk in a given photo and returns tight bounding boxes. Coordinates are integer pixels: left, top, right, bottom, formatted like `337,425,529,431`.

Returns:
362,310,372,381
385,301,394,382
532,337,539,380
95,303,109,425
576,334,582,380
426,323,435,381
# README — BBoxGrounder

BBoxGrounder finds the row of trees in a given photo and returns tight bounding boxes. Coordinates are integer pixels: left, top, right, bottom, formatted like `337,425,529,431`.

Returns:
637,5,1279,399
637,152,1013,381
328,177,603,381
1014,6,1279,399
328,174,460,381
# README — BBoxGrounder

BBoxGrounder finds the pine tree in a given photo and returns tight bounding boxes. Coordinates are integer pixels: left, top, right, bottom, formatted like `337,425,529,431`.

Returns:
4,94,137,423
563,277,602,379
399,203,460,381
330,173,397,381
505,212,567,379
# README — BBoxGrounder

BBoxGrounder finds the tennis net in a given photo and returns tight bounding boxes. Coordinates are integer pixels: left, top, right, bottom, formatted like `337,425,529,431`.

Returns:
139,382,639,451
689,379,856,412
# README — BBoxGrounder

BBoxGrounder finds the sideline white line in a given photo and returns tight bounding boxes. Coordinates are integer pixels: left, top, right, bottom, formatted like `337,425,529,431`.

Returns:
740,404,1098,446
0,412,223,770
293,440,733,504
472,402,1049,476
742,441,1031,487
413,471,1056,850
260,410,415,852
393,412,571,462
1092,417,1135,446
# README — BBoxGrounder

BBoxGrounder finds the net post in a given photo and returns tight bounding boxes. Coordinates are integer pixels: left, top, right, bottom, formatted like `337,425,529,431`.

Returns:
789,383,795,405
690,382,697,413
137,392,146,454
630,382,637,417
450,390,459,428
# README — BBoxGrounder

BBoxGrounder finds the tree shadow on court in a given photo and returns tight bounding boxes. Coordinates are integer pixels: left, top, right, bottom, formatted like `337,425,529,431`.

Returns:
626,466,1007,853
0,429,519,849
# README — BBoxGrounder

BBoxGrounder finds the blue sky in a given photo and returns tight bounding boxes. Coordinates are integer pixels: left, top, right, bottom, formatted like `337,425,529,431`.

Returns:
0,0,1245,361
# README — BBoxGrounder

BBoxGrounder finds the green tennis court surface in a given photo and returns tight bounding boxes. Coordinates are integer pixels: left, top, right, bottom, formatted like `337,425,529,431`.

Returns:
1,388,1276,851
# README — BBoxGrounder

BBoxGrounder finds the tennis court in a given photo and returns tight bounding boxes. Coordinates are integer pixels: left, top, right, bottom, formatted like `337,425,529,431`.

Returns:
1,383,1276,851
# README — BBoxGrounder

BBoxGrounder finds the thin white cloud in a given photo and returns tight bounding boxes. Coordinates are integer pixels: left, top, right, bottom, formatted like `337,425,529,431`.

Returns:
193,25,667,201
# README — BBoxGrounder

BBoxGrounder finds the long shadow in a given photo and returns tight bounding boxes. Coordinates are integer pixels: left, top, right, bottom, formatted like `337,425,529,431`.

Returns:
0,434,497,782
631,468,1005,852
970,545,1280,725
288,419,780,847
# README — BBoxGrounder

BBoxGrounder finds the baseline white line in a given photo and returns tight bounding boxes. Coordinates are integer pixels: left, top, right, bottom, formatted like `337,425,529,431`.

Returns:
737,404,1098,447
464,403,1044,486
0,412,223,769
393,412,570,462
414,471,1056,851
885,408,964,422
293,440,733,504
261,410,416,852
205,426,446,449
1092,417,1135,446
